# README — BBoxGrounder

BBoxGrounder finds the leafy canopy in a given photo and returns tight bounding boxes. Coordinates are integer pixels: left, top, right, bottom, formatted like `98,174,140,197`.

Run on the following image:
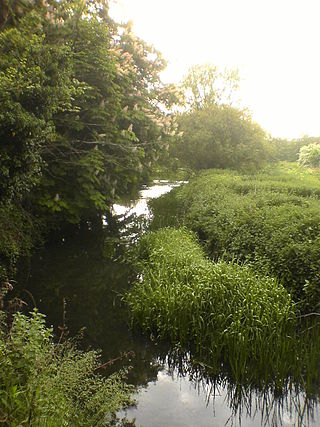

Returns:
299,143,320,168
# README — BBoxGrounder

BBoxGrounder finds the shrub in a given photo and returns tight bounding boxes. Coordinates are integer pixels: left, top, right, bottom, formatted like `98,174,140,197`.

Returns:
176,106,270,171
0,309,133,426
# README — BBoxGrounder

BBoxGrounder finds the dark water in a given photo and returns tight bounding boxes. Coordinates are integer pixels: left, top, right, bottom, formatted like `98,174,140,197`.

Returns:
16,181,320,427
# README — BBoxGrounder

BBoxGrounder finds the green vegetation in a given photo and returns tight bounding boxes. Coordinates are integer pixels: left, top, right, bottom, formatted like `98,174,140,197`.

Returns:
150,163,320,311
299,142,320,168
175,105,269,170
125,228,320,386
0,0,180,277
271,135,320,162
171,64,270,171
0,308,133,426
1,1,320,422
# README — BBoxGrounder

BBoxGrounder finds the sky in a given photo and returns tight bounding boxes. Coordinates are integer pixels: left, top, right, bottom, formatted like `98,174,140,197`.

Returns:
109,0,320,139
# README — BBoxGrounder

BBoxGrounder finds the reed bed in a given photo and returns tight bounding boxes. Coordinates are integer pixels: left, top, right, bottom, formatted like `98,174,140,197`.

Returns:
125,228,306,384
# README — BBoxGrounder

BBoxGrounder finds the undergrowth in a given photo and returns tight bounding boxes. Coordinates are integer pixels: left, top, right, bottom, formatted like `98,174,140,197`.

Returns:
0,308,133,426
149,163,320,311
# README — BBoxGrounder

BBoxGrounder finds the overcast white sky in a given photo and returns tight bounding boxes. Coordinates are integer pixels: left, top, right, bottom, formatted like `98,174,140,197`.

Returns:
109,0,320,139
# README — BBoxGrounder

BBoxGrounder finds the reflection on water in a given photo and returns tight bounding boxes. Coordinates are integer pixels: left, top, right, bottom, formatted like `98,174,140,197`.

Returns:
112,180,187,218
15,180,320,427
120,349,320,427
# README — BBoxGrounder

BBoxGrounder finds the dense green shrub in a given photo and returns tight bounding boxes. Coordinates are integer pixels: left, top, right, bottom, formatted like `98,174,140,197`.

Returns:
0,202,43,282
150,165,320,311
0,309,133,426
299,143,320,168
126,228,300,382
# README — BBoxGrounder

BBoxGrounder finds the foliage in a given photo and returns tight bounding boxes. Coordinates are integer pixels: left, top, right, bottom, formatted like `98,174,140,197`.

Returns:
182,63,240,110
0,11,75,203
0,202,42,279
125,228,306,385
299,142,320,168
0,0,180,272
271,136,320,162
0,309,133,426
150,163,320,311
175,105,270,170
32,3,180,225
0,0,179,225
172,63,270,171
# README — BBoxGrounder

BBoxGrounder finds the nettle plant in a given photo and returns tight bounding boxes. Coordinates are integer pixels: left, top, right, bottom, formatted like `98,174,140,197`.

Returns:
0,308,133,426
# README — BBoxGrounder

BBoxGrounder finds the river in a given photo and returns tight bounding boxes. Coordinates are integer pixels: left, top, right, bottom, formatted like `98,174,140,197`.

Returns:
16,180,320,427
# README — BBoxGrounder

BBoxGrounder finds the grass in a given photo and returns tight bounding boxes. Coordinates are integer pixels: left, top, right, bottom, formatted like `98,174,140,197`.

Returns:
149,162,320,311
124,228,320,387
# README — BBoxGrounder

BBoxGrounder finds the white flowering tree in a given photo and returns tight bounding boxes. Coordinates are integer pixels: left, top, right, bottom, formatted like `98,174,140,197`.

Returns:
299,143,320,168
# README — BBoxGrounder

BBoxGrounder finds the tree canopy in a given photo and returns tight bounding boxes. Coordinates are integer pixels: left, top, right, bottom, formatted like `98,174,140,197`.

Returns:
0,0,179,225
299,143,320,168
174,64,269,170
0,0,180,276
182,63,240,110
176,105,269,170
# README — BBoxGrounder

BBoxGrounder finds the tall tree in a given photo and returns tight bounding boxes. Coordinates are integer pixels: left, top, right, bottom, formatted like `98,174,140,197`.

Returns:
0,10,75,203
182,63,240,111
29,0,180,225
175,64,269,170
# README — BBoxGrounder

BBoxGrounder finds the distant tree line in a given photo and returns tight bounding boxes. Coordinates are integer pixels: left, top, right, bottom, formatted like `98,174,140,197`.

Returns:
270,136,320,163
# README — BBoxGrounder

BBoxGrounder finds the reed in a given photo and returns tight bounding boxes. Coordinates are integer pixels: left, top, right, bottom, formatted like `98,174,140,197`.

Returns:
125,228,313,385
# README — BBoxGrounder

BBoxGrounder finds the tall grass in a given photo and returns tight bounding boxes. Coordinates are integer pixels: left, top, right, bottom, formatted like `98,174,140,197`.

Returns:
149,163,320,311
125,228,317,386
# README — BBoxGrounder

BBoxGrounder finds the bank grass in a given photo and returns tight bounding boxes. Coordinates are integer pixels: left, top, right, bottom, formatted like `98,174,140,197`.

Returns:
0,309,133,426
149,163,320,311
125,228,314,385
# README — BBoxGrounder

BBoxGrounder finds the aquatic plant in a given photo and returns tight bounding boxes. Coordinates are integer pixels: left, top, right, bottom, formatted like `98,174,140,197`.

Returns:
125,228,304,385
161,348,320,427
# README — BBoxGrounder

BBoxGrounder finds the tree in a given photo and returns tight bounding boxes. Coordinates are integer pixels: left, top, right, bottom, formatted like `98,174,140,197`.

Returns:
173,63,269,170
0,7,78,275
299,143,320,168
0,0,180,245
27,1,180,226
0,10,76,203
182,63,240,111
271,136,320,162
176,105,268,170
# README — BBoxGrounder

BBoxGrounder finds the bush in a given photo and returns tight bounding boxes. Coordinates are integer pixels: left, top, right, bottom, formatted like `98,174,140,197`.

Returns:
0,309,133,426
175,106,270,171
